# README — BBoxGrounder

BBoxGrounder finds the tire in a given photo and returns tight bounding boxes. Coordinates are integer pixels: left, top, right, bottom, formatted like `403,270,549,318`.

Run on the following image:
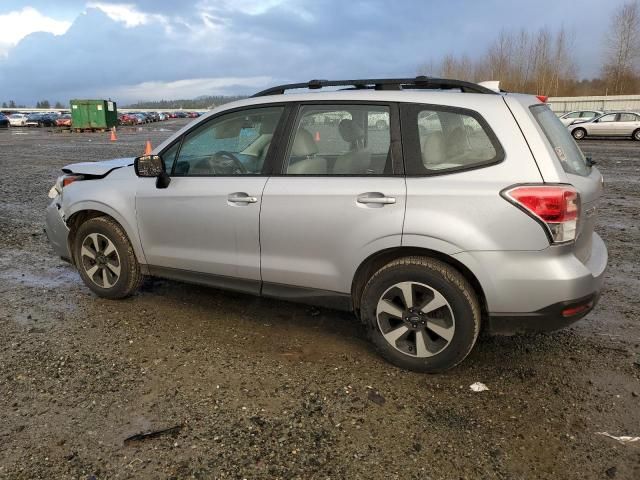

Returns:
360,257,481,373
633,129,640,141
73,216,142,299
572,128,586,140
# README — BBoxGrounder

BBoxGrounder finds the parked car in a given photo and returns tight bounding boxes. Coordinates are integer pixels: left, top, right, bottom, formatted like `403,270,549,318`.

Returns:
26,113,57,127
0,113,9,128
56,114,72,127
569,111,640,140
45,77,607,372
118,113,138,126
558,110,603,126
8,113,28,126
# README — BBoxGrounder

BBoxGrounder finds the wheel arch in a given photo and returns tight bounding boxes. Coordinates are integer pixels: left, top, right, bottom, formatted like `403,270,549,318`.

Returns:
65,203,146,266
351,246,487,318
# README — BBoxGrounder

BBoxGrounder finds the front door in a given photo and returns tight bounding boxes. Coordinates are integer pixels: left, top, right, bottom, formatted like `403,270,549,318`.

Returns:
588,113,617,135
136,105,286,290
260,103,406,297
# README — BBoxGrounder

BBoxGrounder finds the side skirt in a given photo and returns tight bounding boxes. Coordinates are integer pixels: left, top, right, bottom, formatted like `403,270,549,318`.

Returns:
146,265,353,312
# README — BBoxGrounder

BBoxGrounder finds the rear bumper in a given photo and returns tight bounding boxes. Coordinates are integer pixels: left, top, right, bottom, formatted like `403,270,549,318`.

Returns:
44,199,71,261
454,232,607,334
487,291,601,334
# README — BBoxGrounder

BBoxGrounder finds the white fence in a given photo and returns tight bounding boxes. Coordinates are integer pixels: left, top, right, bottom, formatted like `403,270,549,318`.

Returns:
547,95,640,113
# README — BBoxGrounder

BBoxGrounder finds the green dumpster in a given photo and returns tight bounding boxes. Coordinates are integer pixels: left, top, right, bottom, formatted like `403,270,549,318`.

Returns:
70,99,118,130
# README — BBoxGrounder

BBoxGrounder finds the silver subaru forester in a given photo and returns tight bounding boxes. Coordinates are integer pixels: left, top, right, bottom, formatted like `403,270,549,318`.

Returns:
45,77,607,372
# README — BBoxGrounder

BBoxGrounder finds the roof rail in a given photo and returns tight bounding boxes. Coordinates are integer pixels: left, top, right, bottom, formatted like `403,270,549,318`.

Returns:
251,76,498,97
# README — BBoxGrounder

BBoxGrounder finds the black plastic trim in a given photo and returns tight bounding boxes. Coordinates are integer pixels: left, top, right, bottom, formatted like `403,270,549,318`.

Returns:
252,76,499,97
487,292,599,335
261,282,352,311
149,266,260,295
147,266,353,311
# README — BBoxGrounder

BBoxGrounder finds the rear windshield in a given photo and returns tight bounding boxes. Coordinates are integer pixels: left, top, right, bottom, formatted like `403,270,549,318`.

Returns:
530,104,590,176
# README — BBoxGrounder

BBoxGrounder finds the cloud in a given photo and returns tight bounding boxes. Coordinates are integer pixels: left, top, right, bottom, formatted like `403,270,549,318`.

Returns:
86,2,166,27
0,6,71,56
108,76,273,101
0,0,632,105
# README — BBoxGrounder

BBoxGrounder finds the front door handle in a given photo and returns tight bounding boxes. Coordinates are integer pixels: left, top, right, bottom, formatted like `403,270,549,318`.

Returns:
228,192,258,204
357,193,396,205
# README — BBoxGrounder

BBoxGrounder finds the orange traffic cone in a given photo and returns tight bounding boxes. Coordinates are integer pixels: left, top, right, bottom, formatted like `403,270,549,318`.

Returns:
144,140,152,155
110,127,117,141
314,131,320,142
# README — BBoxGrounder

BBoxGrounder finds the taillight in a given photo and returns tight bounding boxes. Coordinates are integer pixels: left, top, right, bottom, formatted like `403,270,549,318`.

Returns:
536,95,548,103
502,185,580,244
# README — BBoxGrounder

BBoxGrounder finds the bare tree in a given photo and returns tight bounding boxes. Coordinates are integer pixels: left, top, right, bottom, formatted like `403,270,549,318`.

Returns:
602,1,640,94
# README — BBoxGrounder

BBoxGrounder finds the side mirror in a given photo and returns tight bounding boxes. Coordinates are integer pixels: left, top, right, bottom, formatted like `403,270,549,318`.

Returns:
134,154,171,189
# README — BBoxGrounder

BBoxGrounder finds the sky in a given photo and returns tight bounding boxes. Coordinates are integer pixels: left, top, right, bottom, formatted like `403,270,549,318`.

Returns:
0,0,630,105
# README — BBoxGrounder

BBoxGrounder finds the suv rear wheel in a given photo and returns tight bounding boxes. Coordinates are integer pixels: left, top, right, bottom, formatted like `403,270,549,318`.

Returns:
360,257,480,372
74,216,142,299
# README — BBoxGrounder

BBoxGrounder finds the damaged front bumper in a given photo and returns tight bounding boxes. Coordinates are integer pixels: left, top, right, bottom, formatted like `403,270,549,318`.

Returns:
44,198,71,261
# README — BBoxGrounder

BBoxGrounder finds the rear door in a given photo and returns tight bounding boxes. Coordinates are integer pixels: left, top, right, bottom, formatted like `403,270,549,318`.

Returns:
259,102,406,297
614,112,640,136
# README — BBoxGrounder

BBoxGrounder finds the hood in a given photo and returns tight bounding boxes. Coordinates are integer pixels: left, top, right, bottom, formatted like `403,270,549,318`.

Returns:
61,157,134,176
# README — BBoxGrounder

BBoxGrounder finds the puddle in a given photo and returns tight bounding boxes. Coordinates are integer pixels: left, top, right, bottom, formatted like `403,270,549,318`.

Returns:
0,265,79,288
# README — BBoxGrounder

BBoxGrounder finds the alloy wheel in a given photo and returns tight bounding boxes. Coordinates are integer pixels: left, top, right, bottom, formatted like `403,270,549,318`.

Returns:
375,281,455,358
80,233,121,288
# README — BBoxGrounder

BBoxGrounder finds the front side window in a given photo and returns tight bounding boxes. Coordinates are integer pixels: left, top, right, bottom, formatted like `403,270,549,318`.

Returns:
172,106,284,176
285,105,392,175
407,106,501,174
530,104,590,177
581,111,597,118
565,112,581,119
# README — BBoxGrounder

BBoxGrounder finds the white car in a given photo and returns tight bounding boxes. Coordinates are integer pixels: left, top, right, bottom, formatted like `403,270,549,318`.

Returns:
8,113,28,127
558,110,603,127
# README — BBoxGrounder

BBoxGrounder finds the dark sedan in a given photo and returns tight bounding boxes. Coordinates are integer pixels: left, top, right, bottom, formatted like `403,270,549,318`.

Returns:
0,113,9,128
26,113,57,127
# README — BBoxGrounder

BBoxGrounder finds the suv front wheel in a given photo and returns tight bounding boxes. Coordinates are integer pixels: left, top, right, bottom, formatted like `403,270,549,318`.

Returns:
361,257,480,372
74,216,142,299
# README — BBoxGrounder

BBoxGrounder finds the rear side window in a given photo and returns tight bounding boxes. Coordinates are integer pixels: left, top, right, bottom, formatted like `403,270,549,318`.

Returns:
403,104,503,175
530,104,590,177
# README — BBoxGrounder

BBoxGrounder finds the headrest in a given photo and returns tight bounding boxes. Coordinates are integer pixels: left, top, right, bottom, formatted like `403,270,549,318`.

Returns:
291,128,319,156
422,132,446,167
338,119,364,143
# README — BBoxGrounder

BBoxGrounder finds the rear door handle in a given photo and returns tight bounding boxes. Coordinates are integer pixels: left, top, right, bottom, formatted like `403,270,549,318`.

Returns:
228,192,258,204
357,193,396,205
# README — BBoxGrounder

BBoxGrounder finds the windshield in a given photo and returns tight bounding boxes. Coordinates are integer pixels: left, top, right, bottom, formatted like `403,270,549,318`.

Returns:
530,104,590,176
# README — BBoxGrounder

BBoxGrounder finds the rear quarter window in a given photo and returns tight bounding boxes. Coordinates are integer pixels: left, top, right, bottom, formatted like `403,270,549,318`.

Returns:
530,104,590,177
402,104,504,175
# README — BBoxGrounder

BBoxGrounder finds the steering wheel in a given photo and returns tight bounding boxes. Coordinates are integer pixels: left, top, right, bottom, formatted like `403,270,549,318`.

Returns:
214,150,248,174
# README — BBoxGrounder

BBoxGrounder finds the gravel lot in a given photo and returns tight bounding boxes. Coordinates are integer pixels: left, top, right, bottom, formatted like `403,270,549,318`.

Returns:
0,121,639,479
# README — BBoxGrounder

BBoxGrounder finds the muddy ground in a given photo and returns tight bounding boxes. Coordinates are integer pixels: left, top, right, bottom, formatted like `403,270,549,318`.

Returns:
0,121,638,479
